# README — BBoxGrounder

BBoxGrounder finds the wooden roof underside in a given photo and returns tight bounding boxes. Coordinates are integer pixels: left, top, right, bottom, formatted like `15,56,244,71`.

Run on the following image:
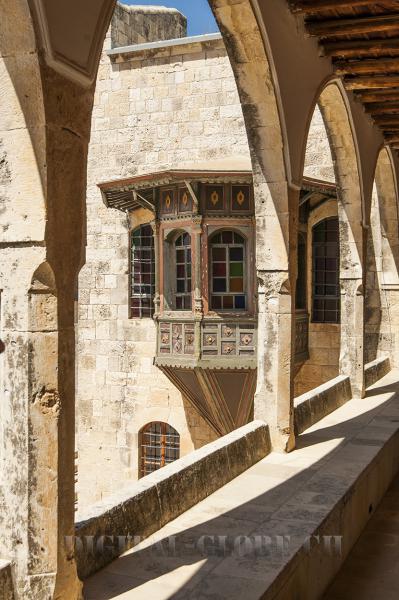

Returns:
289,1,399,150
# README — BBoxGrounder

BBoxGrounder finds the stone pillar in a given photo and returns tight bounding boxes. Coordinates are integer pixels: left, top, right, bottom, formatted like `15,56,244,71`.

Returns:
0,58,94,599
253,182,298,452
340,277,365,398
192,216,203,360
151,219,161,317
338,211,366,399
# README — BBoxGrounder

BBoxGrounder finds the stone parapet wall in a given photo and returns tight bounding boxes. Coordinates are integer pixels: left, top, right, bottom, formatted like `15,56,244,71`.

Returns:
75,421,271,579
109,3,187,49
294,375,352,435
365,356,391,389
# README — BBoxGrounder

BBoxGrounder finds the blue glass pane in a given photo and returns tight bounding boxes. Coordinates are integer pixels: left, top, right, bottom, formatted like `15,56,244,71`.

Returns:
235,296,246,309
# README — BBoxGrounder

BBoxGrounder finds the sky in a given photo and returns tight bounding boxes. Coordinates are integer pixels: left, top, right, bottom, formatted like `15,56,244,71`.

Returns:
125,1,219,36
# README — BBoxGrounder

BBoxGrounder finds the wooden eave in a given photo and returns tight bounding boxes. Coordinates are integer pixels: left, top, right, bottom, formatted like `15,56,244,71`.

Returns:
99,168,253,212
288,1,399,151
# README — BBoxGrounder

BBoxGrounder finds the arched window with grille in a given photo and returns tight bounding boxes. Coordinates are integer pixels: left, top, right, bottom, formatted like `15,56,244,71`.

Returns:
175,232,192,310
210,230,246,311
312,217,340,323
139,422,180,478
130,224,155,318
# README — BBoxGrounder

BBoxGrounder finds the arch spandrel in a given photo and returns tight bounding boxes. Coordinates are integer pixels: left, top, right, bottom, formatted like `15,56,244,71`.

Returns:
317,83,365,277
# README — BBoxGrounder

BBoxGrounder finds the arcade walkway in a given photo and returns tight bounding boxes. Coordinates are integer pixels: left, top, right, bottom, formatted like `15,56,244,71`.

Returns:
84,371,399,599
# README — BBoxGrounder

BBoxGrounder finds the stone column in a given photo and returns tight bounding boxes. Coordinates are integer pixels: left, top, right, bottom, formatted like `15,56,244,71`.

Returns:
338,213,366,399
340,277,365,398
253,181,299,452
151,219,161,317
0,58,94,599
192,216,203,360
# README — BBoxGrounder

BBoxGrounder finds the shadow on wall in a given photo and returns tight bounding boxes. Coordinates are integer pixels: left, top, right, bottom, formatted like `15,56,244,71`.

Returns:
82,379,399,599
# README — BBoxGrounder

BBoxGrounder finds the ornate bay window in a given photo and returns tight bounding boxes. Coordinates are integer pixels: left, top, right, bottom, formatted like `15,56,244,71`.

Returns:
100,164,257,436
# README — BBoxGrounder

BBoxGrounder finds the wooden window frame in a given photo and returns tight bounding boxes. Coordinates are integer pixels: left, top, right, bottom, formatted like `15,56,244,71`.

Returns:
129,224,155,319
209,230,247,312
312,217,340,324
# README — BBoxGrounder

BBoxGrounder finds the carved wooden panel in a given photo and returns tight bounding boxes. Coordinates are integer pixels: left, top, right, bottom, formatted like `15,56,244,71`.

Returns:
295,312,309,364
202,321,256,357
158,321,195,356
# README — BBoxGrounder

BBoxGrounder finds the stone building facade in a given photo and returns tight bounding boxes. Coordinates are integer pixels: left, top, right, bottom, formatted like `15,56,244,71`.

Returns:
76,4,249,505
76,3,341,506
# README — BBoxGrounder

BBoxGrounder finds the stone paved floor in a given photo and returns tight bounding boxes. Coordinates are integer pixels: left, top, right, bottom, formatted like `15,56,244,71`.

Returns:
323,472,399,600
83,371,399,599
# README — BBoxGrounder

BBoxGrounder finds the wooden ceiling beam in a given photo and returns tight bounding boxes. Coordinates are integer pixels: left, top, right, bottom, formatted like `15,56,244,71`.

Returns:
290,0,382,14
384,134,399,142
335,58,399,76
354,89,399,102
372,113,399,121
365,102,399,114
322,38,399,59
307,14,399,38
345,75,399,90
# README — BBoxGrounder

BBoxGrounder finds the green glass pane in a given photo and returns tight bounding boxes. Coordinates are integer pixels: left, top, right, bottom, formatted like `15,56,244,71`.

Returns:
230,263,243,276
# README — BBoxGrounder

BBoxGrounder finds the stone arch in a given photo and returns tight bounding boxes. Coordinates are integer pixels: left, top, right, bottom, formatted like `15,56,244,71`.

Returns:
0,1,115,598
208,0,298,450
366,147,399,366
316,82,366,398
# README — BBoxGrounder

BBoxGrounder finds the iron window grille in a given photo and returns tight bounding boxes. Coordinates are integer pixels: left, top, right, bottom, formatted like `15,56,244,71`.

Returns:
140,422,180,478
312,217,340,324
130,224,155,318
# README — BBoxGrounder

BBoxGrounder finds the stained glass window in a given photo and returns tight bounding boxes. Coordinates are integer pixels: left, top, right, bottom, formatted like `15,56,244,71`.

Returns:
140,422,180,478
130,224,155,318
210,230,246,311
312,217,340,323
175,233,192,310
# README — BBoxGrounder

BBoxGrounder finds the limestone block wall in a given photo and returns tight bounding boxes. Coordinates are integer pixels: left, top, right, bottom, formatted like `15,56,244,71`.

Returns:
110,3,186,49
304,105,335,183
77,22,251,506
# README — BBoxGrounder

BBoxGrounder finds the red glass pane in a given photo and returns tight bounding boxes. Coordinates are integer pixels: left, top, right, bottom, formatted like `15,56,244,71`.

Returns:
223,296,233,309
213,263,226,276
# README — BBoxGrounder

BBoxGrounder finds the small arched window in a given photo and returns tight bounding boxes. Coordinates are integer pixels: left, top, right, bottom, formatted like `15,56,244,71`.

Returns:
210,230,246,311
175,233,192,310
312,217,340,323
140,422,180,478
130,224,155,318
